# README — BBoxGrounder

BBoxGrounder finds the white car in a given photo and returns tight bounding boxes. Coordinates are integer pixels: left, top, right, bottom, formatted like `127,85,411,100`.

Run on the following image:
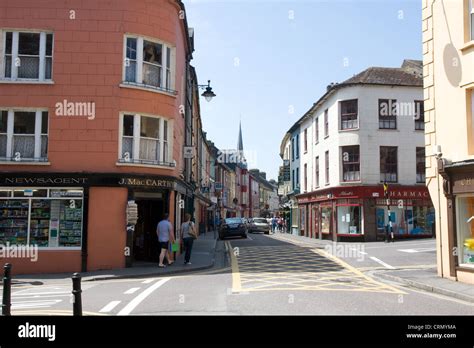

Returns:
249,218,271,234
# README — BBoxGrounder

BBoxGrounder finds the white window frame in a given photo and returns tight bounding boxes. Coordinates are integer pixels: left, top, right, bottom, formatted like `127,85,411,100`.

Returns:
122,34,176,94
0,30,54,82
118,112,174,168
0,108,48,162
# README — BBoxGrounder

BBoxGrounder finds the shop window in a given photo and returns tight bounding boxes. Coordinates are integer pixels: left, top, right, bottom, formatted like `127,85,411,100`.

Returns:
1,31,53,81
380,146,397,183
456,195,474,267
379,99,397,129
340,99,358,130
337,205,361,234
123,35,175,92
321,206,332,233
416,147,426,183
342,145,360,182
0,109,49,162
414,100,424,130
0,188,83,248
376,203,434,236
120,114,173,166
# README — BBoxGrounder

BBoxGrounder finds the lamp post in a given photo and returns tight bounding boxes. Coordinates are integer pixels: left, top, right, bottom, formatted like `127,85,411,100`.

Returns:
198,80,217,102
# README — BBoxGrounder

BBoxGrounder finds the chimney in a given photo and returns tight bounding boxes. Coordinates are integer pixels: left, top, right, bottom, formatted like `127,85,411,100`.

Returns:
260,172,267,180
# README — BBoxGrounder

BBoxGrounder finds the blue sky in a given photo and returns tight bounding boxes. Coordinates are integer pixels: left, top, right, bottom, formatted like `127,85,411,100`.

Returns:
183,0,422,181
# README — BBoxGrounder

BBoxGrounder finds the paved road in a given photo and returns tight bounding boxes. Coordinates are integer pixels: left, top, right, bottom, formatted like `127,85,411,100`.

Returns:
2,233,473,315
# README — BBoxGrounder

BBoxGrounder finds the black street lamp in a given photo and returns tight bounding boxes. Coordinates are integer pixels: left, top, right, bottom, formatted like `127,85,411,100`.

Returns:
199,80,216,102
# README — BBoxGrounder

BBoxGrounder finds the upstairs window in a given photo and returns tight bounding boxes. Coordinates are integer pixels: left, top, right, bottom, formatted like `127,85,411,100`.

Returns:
342,145,360,182
120,113,173,166
415,100,424,130
1,31,53,81
379,99,397,129
124,36,175,93
324,109,329,137
416,147,426,183
304,128,308,153
0,109,48,162
315,117,319,143
340,99,358,130
380,146,398,183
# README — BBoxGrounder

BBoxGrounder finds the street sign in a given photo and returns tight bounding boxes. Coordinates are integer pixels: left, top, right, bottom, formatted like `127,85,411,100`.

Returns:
126,200,138,225
215,182,223,191
183,146,195,159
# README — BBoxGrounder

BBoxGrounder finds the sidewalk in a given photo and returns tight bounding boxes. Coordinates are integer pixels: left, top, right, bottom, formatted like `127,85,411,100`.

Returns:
375,267,474,303
273,231,474,303
11,232,218,285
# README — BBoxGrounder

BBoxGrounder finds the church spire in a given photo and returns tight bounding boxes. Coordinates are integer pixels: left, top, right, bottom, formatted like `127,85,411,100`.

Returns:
237,121,244,152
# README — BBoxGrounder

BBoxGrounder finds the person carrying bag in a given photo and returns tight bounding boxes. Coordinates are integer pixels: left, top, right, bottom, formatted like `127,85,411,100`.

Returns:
181,213,197,265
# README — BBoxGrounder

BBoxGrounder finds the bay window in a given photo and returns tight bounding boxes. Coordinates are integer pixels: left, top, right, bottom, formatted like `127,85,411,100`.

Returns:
123,35,175,92
0,109,48,162
119,113,173,166
1,30,53,81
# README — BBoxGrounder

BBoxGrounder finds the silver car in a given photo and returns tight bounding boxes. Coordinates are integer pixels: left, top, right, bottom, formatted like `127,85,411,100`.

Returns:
249,218,271,234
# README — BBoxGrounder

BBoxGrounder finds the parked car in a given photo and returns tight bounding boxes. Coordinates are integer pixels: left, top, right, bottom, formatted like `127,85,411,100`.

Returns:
249,217,271,234
219,217,247,240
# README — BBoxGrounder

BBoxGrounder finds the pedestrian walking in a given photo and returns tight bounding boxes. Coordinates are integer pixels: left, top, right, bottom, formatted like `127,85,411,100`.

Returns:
278,217,283,232
181,213,197,265
157,213,175,268
271,216,277,233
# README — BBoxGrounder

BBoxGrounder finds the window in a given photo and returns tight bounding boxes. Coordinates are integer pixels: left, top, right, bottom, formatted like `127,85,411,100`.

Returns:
315,156,320,188
304,129,307,153
292,169,295,190
119,113,173,166
291,138,295,161
456,195,474,267
2,31,53,81
337,205,361,234
296,134,300,159
470,0,474,41
0,109,48,162
325,151,329,185
342,145,360,182
380,146,398,182
0,188,83,248
416,147,426,183
340,99,358,130
324,109,329,137
296,167,300,188
379,99,397,129
124,36,175,92
304,163,307,192
315,117,319,143
415,100,424,130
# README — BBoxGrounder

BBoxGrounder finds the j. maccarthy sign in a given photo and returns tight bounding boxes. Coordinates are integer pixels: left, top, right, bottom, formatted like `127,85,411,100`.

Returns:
118,177,175,189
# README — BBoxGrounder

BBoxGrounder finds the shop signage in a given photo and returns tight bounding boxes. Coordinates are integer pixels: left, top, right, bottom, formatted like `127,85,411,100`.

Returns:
452,174,474,194
1,177,88,186
118,178,175,189
184,147,195,159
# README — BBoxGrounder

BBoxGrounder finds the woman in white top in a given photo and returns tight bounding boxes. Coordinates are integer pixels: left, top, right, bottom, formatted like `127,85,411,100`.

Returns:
180,213,197,265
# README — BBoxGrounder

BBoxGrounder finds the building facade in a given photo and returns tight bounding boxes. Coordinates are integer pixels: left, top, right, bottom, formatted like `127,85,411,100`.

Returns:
283,61,435,242
0,0,197,274
423,0,474,284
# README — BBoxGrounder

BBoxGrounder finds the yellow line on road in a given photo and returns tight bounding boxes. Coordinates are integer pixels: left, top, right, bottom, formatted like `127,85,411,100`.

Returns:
226,241,242,292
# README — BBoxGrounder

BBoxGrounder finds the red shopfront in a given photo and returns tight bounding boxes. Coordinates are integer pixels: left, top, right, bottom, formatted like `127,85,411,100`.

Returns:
297,185,435,242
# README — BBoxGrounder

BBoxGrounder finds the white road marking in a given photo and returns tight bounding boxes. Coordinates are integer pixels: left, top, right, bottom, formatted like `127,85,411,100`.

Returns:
247,235,253,241
142,279,155,284
118,278,170,316
99,301,122,313
370,256,396,270
124,287,141,295
398,248,437,253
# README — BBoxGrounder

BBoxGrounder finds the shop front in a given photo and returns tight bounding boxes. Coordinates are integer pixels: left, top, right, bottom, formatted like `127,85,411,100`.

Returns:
438,160,474,283
297,185,434,242
0,173,192,275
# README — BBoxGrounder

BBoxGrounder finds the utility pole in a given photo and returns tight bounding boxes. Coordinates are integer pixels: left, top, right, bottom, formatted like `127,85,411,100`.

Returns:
384,182,394,242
